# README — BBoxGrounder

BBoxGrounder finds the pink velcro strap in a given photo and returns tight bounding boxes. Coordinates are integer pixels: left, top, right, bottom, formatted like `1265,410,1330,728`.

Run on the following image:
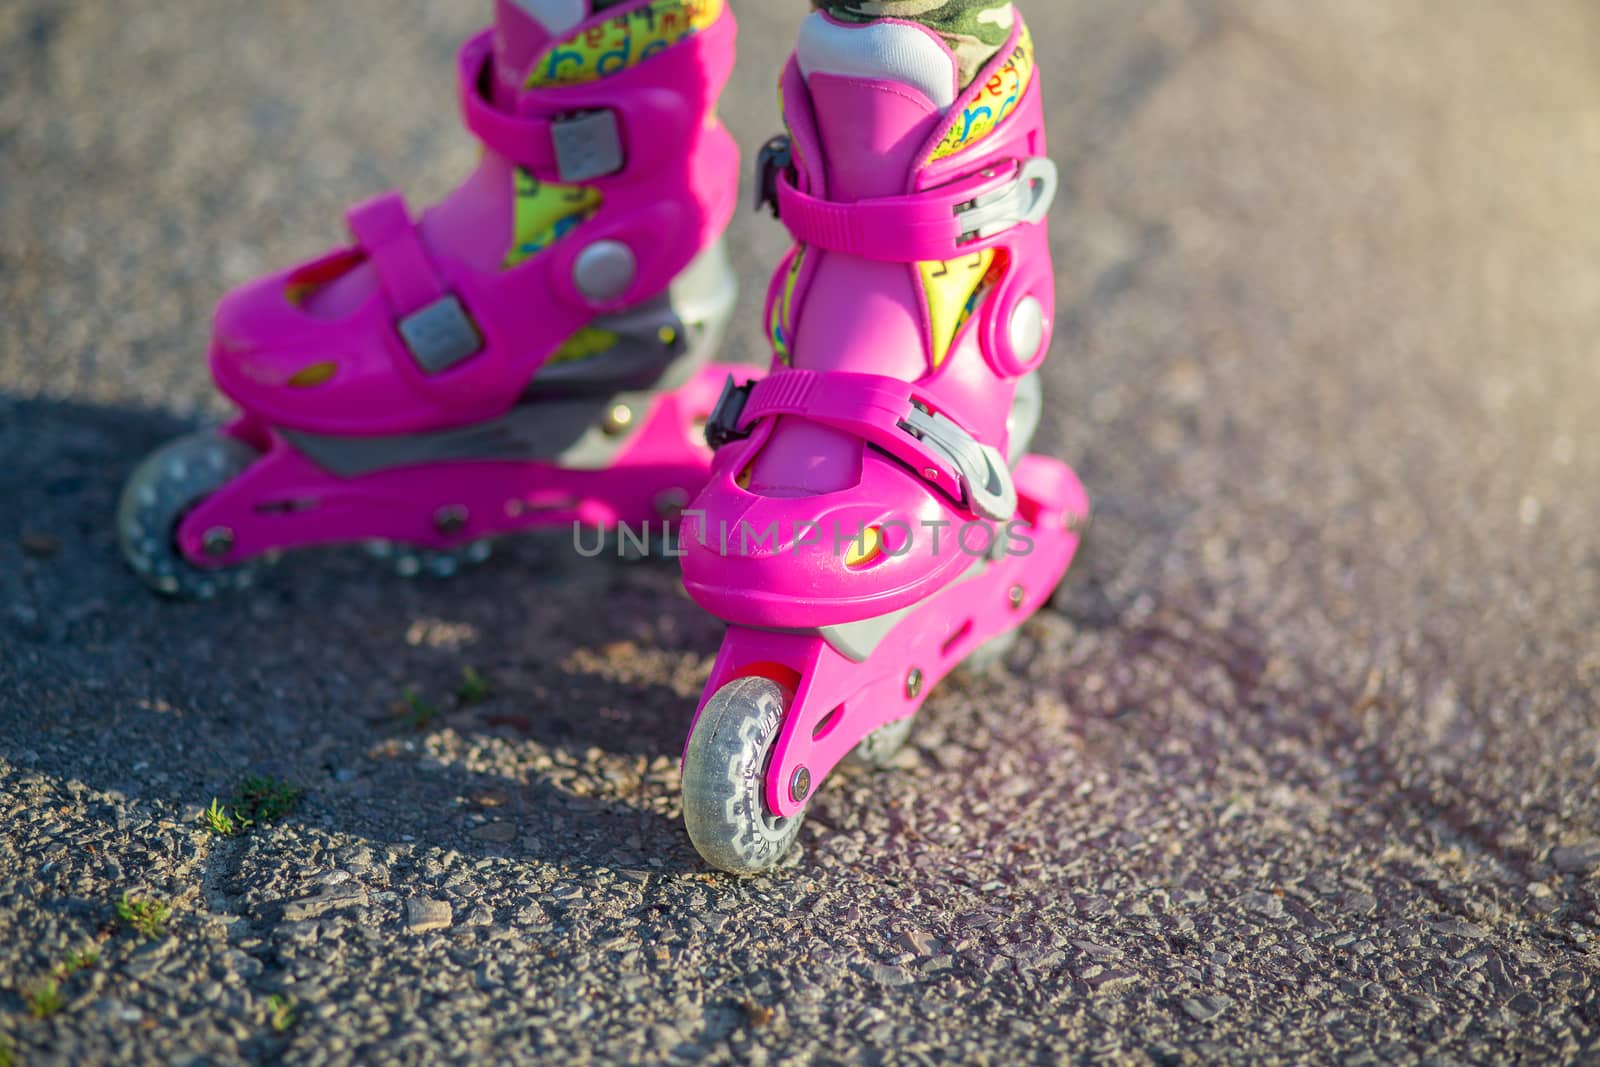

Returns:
345,193,447,317
457,39,560,177
740,369,909,432
456,31,630,181
737,369,968,508
774,160,1035,263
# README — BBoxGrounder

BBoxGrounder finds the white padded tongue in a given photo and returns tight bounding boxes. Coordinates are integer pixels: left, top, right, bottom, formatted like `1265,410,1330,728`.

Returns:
509,0,636,35
796,13,958,111
509,0,587,36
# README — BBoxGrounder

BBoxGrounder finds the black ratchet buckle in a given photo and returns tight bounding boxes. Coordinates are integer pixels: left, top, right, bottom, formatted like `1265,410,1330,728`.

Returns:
754,135,794,219
705,375,756,451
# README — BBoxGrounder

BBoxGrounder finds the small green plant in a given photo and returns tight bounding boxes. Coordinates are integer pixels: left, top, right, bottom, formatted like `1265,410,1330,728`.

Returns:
202,797,239,837
456,665,492,706
233,775,302,825
116,892,171,941
26,978,63,1019
402,689,440,731
21,949,98,1021
201,776,302,838
266,994,297,1033
52,950,98,980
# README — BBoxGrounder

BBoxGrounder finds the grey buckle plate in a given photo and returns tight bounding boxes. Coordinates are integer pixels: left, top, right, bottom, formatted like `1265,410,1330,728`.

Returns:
398,296,483,375
900,404,1018,522
955,157,1059,244
553,110,625,182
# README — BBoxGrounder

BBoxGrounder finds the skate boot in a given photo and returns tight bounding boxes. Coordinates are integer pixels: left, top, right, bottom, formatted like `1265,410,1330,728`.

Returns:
677,12,1089,873
120,0,756,599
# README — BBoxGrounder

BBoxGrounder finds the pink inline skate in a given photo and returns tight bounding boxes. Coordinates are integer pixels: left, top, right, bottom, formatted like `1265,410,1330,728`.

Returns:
678,13,1088,873
119,0,758,598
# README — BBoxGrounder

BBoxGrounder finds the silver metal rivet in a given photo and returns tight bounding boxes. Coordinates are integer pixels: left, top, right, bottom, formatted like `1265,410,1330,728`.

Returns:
1009,585,1026,610
905,667,924,699
790,766,812,804
434,506,468,535
202,527,234,558
602,403,635,436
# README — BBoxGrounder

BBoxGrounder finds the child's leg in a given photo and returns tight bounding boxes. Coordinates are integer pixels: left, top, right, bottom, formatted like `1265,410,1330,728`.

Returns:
120,0,751,598
678,4,1078,873
809,0,1016,87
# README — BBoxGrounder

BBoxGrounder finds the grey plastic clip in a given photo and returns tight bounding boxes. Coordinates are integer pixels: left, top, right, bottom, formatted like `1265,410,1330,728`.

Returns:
955,157,1059,245
553,110,625,182
900,404,1018,522
398,295,483,375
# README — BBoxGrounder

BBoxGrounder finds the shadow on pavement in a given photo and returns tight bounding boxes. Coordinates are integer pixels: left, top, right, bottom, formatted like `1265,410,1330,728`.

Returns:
0,392,726,875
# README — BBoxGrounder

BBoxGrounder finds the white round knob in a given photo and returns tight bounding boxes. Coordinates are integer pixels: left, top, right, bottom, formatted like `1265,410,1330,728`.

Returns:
1009,296,1046,364
574,241,637,302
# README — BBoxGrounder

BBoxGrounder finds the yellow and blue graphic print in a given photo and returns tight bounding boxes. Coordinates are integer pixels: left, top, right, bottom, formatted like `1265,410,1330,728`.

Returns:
504,171,612,362
929,22,1034,162
507,1,723,362
549,324,621,365
504,168,602,270
919,249,997,367
527,0,724,89
913,24,1034,359
769,246,807,366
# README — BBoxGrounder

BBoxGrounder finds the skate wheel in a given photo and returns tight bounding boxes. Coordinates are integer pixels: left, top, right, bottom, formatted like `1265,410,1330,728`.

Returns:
117,432,261,601
681,676,805,875
370,540,495,580
845,715,914,769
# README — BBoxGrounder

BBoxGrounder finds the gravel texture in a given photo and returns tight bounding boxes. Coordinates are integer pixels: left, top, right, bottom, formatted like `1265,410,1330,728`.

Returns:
3,1,1599,1064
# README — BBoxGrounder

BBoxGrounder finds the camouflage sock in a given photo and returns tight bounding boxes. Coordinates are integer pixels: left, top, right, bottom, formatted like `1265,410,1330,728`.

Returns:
811,0,1016,89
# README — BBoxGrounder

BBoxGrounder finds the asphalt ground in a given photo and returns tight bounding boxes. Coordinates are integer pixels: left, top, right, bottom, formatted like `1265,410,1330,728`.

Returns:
1,1,1598,1063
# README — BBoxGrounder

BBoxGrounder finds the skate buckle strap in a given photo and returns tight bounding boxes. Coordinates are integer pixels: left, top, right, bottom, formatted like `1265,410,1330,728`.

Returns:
707,370,1018,522
463,93,624,181
550,110,625,182
772,157,1058,263
346,193,449,316
397,297,485,375
345,194,484,375
458,38,625,181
